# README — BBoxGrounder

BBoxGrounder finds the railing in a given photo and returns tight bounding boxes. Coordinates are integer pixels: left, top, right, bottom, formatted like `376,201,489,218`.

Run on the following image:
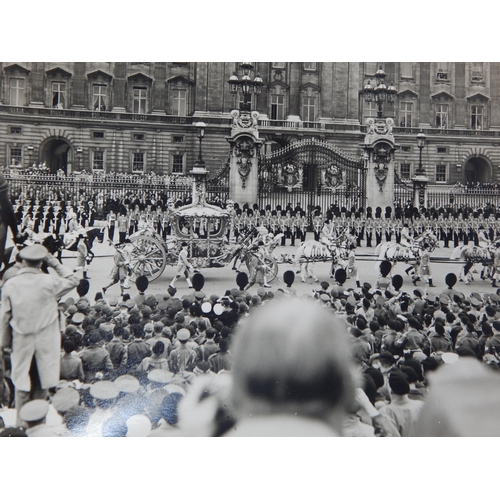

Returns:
391,126,499,138
4,172,229,213
0,105,230,125
427,184,500,209
3,104,500,137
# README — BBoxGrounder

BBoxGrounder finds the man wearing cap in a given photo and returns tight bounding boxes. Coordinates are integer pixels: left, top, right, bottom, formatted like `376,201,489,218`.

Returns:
0,244,79,424
85,380,120,437
18,399,63,437
168,328,197,373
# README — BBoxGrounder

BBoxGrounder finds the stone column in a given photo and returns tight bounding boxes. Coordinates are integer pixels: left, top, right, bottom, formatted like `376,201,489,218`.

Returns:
363,117,397,211
227,109,264,205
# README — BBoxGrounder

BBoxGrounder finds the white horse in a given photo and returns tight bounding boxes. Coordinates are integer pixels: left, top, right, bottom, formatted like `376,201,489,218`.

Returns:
376,230,439,275
294,233,356,282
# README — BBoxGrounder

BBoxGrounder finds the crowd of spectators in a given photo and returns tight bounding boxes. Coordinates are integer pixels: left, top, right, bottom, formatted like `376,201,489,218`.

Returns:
2,247,500,437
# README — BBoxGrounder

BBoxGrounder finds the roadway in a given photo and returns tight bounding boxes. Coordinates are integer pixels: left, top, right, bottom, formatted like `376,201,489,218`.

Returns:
55,234,495,304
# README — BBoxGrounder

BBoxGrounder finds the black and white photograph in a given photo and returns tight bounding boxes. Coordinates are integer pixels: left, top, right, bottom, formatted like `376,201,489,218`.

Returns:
2,3,498,499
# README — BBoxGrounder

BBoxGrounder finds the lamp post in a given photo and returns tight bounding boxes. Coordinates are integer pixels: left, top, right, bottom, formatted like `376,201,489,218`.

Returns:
413,130,428,208
76,146,83,172
26,144,34,167
416,131,426,175
362,66,397,119
195,121,206,167
227,62,263,112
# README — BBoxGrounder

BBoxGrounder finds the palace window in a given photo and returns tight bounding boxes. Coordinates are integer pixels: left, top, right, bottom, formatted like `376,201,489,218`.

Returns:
93,84,107,111
173,135,184,143
436,63,449,81
400,62,413,79
9,78,25,106
92,150,104,170
132,152,145,172
399,101,413,128
471,62,484,83
133,86,148,114
10,126,22,134
52,82,66,109
471,105,483,130
400,163,411,179
435,164,447,183
302,96,316,122
364,100,378,118
270,94,285,120
172,154,185,174
172,89,187,116
10,147,22,166
436,104,448,129
92,131,105,139
303,62,317,71
401,146,412,153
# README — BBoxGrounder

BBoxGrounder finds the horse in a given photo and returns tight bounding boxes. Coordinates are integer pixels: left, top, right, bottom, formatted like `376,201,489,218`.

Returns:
54,226,105,264
450,241,497,284
294,232,357,283
376,230,439,275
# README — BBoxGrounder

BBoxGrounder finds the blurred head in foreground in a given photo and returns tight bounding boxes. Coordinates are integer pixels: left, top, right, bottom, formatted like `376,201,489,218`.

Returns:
229,298,355,436
414,357,500,437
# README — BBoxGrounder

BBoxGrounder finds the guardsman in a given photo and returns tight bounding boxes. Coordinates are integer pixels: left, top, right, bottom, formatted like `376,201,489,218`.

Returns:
365,215,374,247
394,216,402,244
129,205,138,236
279,210,287,246
354,213,363,247
381,217,390,242
374,217,382,245
86,200,96,227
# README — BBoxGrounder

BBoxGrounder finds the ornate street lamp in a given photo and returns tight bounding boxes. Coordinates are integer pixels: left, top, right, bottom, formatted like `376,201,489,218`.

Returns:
416,130,426,175
362,66,397,118
194,121,206,167
227,62,263,112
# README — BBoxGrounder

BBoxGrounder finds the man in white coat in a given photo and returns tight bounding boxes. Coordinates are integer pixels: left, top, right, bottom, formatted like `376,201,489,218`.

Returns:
0,244,80,425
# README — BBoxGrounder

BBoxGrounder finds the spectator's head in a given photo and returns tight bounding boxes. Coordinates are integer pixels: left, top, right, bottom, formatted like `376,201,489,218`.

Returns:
131,324,144,339
230,299,355,434
388,372,410,396
152,341,165,356
62,338,76,354
219,339,229,352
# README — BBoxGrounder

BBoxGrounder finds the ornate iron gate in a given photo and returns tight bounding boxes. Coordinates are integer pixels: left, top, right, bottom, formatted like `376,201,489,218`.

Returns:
393,167,414,209
258,138,365,225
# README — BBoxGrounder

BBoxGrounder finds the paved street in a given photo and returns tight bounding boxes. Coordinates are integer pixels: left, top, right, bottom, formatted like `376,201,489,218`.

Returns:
54,234,495,303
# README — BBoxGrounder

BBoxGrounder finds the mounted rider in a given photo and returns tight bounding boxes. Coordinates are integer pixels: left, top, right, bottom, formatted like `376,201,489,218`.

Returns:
65,212,90,279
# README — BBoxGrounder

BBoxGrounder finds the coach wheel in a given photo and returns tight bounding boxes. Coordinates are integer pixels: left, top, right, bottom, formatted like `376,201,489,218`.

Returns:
128,235,167,282
262,254,279,283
